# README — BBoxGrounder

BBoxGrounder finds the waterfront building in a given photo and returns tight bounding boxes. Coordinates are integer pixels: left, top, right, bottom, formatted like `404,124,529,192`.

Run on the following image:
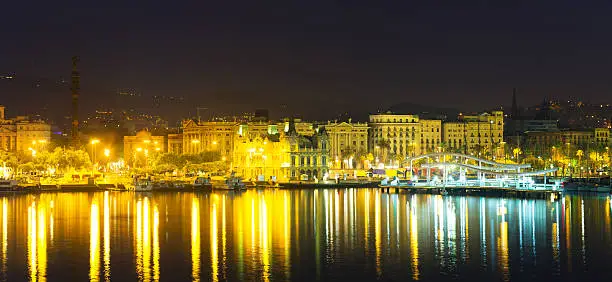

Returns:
181,120,239,156
420,119,442,154
444,111,504,157
123,130,165,166
232,120,329,181
320,120,368,168
369,112,442,160
595,128,610,147
232,131,288,181
167,133,183,154
524,129,603,157
285,122,329,180
277,118,314,136
0,105,51,152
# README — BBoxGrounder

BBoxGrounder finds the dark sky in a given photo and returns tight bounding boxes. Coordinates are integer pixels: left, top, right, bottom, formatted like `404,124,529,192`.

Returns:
2,0,612,121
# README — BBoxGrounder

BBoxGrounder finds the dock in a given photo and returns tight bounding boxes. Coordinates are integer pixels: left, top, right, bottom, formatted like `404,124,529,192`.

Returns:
379,185,562,199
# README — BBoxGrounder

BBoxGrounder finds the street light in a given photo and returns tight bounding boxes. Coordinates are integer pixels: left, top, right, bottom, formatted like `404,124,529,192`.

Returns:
104,148,110,158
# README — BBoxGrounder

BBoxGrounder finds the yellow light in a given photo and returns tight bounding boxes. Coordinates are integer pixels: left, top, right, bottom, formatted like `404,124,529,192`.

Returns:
136,147,143,152
153,141,158,145
32,140,36,145
212,141,217,145
155,148,161,151
144,140,151,144
191,139,200,144
38,140,46,144
222,156,226,161
91,139,100,145
104,149,110,157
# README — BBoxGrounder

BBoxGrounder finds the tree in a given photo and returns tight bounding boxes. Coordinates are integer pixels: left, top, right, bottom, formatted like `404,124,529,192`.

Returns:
576,149,584,166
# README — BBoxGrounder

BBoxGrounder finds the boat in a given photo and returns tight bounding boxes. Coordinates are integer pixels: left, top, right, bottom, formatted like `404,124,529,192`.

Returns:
379,177,415,188
193,177,213,191
134,180,153,192
563,178,611,193
212,173,246,191
0,180,18,191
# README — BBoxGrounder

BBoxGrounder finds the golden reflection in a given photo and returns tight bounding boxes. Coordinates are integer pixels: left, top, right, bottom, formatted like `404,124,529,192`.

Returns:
191,197,201,281
552,201,560,268
221,196,227,280
563,196,571,271
134,197,158,282
480,197,487,265
90,199,100,282
211,201,218,282
2,198,7,273
103,192,110,281
364,190,369,253
261,195,270,282
153,205,160,282
283,193,290,280
497,200,509,281
409,195,419,280
374,190,382,277
28,201,38,282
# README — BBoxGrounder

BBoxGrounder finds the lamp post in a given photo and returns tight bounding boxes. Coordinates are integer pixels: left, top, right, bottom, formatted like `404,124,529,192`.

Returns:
489,120,494,160
90,139,100,177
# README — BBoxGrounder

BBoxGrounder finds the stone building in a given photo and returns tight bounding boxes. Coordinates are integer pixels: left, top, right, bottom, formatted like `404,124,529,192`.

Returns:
0,105,51,153
123,130,165,166
320,120,368,168
368,112,442,158
181,120,238,156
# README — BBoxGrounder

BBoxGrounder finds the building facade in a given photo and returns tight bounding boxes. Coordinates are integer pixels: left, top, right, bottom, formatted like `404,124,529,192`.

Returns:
443,111,504,157
369,113,442,160
167,133,183,154
0,105,51,153
182,120,238,156
123,130,165,166
232,121,329,181
595,128,610,147
419,119,442,154
320,120,368,168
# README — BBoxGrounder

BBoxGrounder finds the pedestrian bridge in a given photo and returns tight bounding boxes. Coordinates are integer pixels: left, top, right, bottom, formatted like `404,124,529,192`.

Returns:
401,153,561,190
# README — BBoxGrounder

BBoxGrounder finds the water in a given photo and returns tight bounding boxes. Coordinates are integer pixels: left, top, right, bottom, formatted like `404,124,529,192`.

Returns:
0,190,611,281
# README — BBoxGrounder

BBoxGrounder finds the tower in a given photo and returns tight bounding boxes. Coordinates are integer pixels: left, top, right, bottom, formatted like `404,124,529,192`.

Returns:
511,88,519,119
71,56,80,147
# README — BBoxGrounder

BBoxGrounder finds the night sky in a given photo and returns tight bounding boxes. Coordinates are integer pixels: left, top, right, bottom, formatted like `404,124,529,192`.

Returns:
2,0,612,122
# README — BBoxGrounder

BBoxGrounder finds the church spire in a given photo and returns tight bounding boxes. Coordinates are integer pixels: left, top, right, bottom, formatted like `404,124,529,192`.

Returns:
511,88,520,119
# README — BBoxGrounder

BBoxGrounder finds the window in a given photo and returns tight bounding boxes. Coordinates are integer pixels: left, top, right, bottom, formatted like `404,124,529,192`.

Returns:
322,156,327,166
291,156,296,166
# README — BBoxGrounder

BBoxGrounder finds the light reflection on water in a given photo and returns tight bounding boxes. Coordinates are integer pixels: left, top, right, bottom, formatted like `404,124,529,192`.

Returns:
0,190,611,281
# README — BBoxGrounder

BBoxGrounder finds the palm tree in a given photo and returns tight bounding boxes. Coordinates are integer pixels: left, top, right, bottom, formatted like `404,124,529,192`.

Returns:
513,147,523,163
376,139,391,163
576,149,584,166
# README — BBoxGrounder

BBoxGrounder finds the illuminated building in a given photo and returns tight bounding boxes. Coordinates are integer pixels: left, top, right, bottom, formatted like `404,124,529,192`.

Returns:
420,119,442,154
277,118,314,136
595,128,610,147
123,130,165,166
443,111,504,157
0,105,51,152
320,120,368,168
232,132,288,181
232,120,330,181
182,120,239,156
167,133,183,154
285,121,329,180
368,112,442,157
